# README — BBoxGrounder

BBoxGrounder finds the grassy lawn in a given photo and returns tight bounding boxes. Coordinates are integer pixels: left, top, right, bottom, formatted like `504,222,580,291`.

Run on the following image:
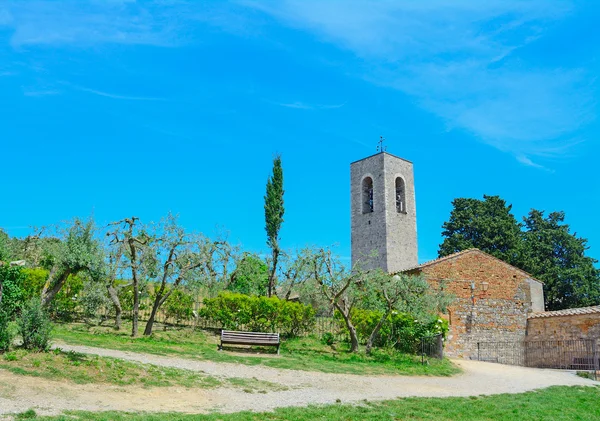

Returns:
24,385,600,421
0,348,284,392
53,322,458,376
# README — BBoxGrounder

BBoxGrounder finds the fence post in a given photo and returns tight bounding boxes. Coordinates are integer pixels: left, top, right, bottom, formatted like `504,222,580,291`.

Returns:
593,339,599,381
477,342,480,361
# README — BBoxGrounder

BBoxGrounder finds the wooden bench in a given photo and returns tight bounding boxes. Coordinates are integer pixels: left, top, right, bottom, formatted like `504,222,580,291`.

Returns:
219,330,280,354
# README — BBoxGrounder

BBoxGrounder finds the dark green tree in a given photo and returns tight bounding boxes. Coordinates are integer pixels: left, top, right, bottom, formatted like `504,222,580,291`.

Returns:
228,253,269,296
516,210,600,311
264,154,285,297
439,195,521,264
0,229,11,263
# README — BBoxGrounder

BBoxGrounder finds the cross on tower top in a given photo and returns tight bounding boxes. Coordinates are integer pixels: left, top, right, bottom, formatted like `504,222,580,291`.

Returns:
376,136,387,153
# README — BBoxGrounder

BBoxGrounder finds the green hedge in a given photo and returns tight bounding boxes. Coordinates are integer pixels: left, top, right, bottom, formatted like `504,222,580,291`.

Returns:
200,292,315,337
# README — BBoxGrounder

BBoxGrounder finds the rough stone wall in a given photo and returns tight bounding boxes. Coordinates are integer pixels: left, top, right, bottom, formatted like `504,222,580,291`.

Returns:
382,153,418,273
351,153,388,271
415,251,538,358
350,152,418,272
527,314,600,341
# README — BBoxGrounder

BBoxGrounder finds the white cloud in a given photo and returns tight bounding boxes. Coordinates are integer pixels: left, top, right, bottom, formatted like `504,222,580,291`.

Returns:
0,1,260,48
244,0,595,166
274,100,346,110
72,85,166,101
1,1,182,47
23,88,60,97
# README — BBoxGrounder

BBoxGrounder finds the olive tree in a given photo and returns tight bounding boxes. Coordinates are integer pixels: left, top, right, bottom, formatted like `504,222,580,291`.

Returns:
41,218,101,307
359,271,451,355
107,217,150,337
311,248,362,352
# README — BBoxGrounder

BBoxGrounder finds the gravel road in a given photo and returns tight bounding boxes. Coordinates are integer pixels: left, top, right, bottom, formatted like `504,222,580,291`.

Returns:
0,342,596,418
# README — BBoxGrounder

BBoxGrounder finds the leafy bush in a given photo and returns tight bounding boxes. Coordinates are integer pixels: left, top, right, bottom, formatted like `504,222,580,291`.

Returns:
163,289,195,324
0,310,14,352
337,308,449,352
19,299,53,351
0,264,27,318
200,292,315,336
21,268,49,300
321,332,335,346
118,282,150,314
79,278,111,324
47,274,84,322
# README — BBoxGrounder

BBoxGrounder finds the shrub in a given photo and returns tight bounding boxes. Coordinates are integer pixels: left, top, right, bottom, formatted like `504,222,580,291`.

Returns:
79,278,111,325
321,332,335,346
47,274,84,322
0,310,14,352
336,308,449,352
19,299,53,351
200,292,315,336
21,268,49,301
163,289,195,324
0,264,27,318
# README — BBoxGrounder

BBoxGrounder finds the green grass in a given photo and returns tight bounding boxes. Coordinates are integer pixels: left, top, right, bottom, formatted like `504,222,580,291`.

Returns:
53,323,458,376
29,386,600,421
0,348,283,392
576,371,598,381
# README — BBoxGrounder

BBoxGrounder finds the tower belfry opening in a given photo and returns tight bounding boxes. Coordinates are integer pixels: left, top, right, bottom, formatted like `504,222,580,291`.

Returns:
350,147,418,273
362,177,374,213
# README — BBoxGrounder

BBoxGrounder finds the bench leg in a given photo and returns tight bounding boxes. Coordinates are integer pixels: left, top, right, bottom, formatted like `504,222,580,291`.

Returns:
218,341,223,351
277,344,280,355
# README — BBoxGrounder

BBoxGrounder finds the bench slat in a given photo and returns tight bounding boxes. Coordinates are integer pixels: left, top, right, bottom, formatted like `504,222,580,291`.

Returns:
219,330,280,354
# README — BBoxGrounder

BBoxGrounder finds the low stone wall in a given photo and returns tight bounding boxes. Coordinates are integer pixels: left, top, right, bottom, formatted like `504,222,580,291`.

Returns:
527,312,600,341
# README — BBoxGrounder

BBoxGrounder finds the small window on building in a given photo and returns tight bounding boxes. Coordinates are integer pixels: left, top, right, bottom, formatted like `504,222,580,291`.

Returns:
362,176,374,213
395,177,406,213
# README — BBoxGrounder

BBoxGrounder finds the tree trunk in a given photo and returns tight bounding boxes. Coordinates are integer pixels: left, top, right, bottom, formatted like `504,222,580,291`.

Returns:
335,303,359,353
41,268,71,307
131,279,139,337
106,284,122,330
143,297,161,336
365,311,390,355
144,287,175,336
268,246,279,297
0,280,4,307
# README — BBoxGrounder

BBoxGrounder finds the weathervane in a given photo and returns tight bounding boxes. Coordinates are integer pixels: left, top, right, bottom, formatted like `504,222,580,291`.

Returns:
376,136,387,153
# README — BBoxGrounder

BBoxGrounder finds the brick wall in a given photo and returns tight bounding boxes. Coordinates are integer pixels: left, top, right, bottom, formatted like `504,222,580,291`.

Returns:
410,250,541,358
527,313,600,341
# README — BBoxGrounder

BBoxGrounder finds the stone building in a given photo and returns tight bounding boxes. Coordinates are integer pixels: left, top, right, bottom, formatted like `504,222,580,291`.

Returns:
350,152,418,273
349,149,599,358
404,249,544,358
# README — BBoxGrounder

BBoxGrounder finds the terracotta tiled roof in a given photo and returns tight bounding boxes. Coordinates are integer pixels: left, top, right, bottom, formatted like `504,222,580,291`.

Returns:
528,306,600,319
401,248,543,284
402,249,477,272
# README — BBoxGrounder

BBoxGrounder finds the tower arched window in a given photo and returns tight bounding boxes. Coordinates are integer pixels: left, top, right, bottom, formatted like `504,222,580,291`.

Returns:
395,177,406,213
362,176,374,213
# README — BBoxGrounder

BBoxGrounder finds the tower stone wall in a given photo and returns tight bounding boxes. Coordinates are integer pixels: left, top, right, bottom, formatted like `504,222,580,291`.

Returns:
350,152,418,273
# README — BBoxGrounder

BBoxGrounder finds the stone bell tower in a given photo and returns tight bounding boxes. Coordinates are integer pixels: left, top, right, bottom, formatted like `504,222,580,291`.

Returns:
350,149,418,273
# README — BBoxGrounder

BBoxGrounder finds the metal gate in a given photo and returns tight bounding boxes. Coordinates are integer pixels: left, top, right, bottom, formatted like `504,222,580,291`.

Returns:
477,339,599,380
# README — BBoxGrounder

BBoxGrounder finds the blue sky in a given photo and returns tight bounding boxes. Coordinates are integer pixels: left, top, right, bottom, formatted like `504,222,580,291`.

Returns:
0,1,599,264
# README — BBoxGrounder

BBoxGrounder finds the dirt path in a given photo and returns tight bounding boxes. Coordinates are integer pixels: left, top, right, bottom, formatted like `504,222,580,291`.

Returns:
1,343,596,418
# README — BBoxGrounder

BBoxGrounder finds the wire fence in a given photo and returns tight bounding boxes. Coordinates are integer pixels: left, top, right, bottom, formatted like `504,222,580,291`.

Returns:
477,339,599,380
85,302,446,360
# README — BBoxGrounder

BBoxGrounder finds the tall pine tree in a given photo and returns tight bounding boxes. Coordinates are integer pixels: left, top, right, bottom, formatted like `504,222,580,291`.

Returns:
264,155,284,297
